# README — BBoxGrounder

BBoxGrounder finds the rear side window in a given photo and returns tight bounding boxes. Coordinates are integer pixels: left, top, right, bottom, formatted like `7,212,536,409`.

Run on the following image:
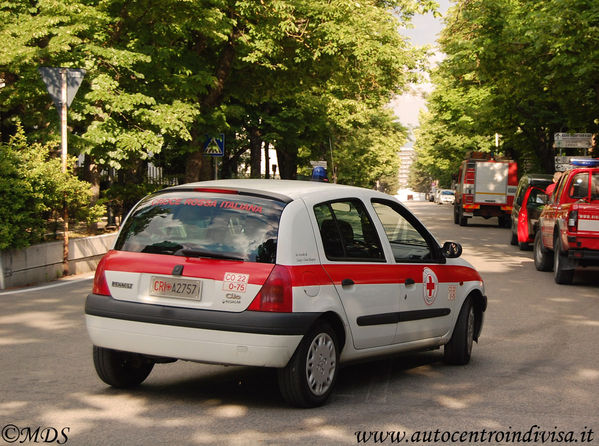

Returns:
114,191,285,263
592,173,599,201
569,172,589,199
314,199,385,262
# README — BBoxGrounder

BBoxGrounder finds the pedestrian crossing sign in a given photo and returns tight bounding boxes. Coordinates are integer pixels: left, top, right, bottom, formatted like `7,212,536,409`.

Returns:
203,134,225,156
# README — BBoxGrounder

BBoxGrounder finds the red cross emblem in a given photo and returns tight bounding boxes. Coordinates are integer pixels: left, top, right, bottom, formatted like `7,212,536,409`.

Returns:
423,268,438,305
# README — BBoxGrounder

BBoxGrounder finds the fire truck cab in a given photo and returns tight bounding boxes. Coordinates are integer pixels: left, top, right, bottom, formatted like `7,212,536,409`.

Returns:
454,153,518,228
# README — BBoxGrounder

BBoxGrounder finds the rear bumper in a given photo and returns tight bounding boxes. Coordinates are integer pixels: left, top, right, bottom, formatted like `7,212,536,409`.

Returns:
86,315,302,367
567,249,599,263
85,293,320,367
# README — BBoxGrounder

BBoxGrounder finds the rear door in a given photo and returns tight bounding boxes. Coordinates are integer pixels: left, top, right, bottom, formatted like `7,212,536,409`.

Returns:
475,161,509,204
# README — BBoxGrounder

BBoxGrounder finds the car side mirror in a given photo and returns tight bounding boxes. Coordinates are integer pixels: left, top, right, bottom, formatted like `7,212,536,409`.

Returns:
442,241,462,258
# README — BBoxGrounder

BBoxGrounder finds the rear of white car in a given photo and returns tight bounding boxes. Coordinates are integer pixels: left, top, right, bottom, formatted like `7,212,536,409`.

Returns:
85,179,486,407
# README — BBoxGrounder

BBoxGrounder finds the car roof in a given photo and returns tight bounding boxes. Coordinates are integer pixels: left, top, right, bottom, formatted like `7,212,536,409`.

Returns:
165,179,389,202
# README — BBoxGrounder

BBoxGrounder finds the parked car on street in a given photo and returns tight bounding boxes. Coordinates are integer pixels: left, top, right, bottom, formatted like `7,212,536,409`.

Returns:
437,189,455,205
85,179,487,407
510,174,553,250
534,159,599,284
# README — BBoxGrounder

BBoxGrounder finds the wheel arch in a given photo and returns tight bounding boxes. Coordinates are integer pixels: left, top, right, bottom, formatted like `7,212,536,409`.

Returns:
467,289,486,342
311,311,347,352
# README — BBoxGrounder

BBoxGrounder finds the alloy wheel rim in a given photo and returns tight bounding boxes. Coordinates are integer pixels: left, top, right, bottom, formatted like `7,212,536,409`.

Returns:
305,333,336,396
466,306,475,356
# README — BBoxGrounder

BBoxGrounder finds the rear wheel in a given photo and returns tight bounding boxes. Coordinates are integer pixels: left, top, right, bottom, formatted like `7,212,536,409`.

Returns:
93,346,154,388
533,230,553,271
278,322,339,408
458,207,468,226
518,241,531,250
510,221,518,245
553,236,574,284
444,297,474,365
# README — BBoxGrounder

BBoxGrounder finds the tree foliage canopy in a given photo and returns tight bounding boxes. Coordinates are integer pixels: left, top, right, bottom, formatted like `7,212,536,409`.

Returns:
412,0,599,190
0,125,105,250
1,0,437,196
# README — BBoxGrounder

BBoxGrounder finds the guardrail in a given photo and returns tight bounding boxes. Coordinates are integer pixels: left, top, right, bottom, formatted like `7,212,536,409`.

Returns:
0,233,117,290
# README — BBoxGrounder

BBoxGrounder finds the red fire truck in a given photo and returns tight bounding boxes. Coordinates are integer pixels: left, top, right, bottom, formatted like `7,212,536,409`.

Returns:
453,153,518,227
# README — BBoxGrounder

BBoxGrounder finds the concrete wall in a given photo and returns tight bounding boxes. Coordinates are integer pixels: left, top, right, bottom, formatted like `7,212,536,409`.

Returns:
0,233,117,290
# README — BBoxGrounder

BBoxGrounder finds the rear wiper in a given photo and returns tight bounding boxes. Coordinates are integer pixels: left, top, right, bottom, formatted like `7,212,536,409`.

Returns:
142,241,183,255
176,248,244,261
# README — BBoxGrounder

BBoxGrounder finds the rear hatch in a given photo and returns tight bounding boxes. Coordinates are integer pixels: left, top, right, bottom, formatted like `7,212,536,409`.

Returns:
474,161,508,204
95,189,287,312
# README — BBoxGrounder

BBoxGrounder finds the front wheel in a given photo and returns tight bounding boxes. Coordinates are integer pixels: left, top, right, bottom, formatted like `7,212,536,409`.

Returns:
93,346,154,388
444,297,474,365
278,322,339,408
533,230,553,271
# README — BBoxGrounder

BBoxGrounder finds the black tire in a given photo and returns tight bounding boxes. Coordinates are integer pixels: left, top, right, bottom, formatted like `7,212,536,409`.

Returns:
553,235,574,284
498,215,510,228
93,346,154,388
458,207,468,226
518,241,531,251
444,297,474,365
278,322,339,408
510,222,518,245
533,230,553,271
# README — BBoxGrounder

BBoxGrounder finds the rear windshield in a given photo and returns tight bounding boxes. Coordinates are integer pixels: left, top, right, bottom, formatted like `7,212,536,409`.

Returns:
114,191,286,263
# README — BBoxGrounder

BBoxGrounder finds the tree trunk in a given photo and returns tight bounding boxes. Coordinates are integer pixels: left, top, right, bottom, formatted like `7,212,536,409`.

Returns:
249,127,262,178
83,155,101,233
275,146,298,179
185,150,213,183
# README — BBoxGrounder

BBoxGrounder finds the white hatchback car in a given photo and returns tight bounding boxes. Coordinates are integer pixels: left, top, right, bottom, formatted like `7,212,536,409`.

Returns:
85,179,487,407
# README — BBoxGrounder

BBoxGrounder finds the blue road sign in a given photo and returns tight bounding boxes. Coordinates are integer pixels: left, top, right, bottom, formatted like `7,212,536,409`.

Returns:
203,134,225,156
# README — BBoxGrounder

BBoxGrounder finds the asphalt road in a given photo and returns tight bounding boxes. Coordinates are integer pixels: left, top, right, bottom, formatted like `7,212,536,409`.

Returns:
1,201,597,446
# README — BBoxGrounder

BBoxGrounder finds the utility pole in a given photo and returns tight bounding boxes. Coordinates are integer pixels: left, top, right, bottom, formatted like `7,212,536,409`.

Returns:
39,67,85,276
60,68,69,275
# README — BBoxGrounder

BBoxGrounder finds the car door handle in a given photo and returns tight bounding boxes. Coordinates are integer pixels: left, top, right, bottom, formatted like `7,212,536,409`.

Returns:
405,278,415,286
341,278,355,287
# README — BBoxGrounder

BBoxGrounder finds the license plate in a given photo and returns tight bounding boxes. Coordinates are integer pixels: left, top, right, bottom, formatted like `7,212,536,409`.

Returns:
149,276,202,300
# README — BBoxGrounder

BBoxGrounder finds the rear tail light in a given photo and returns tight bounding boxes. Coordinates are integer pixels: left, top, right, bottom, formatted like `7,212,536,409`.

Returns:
247,265,293,312
92,256,111,296
567,210,578,232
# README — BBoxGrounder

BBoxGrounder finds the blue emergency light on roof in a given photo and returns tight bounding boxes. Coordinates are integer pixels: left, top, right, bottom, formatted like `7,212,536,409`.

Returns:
311,166,327,181
570,158,599,167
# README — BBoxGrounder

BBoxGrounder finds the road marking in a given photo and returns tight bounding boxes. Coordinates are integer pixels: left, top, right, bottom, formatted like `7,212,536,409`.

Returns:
0,274,94,296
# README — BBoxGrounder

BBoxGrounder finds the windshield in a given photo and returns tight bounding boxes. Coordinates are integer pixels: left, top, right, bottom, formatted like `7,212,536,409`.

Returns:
114,191,285,263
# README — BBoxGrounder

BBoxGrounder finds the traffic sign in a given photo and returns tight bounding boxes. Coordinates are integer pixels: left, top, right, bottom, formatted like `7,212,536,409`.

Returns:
39,67,85,114
203,134,225,156
553,133,592,149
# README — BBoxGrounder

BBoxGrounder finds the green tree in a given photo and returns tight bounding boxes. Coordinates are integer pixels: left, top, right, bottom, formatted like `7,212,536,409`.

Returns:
1,0,436,194
0,125,104,250
414,0,599,184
